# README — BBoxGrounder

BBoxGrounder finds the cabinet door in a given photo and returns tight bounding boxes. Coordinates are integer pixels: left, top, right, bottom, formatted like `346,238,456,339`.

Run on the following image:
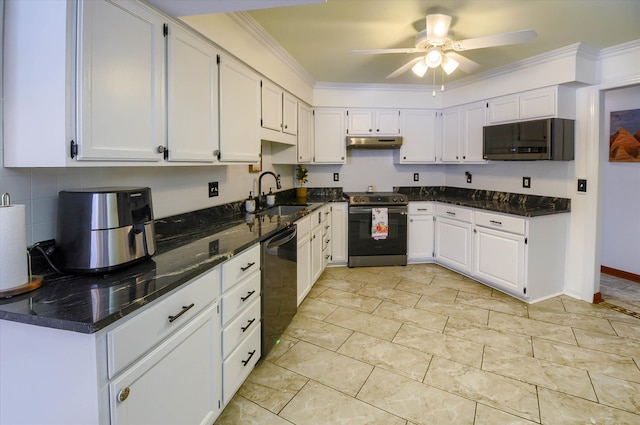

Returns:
474,226,526,295
375,110,400,135
166,24,219,163
297,233,312,306
77,0,165,162
219,55,261,162
435,216,472,273
330,203,348,264
110,303,221,425
440,108,461,162
283,92,298,135
261,80,283,132
488,95,519,124
297,103,313,163
462,102,486,162
408,215,434,262
311,225,324,283
397,110,438,163
519,88,556,120
314,108,346,163
347,110,373,135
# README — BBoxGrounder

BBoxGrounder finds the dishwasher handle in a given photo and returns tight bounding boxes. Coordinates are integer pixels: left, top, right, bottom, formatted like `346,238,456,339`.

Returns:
266,226,297,249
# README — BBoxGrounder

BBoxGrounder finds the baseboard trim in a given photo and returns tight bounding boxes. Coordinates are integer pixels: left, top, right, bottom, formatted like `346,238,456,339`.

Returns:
593,292,603,304
601,265,640,284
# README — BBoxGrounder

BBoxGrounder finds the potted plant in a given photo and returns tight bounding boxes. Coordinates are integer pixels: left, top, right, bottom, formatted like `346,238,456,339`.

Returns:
296,165,309,199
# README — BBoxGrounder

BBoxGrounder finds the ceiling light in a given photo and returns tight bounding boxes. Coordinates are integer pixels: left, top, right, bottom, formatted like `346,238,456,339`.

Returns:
411,58,428,77
442,55,459,75
425,48,442,68
426,14,451,45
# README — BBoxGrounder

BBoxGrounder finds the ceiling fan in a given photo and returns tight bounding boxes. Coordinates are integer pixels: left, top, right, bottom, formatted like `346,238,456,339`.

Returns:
352,14,537,80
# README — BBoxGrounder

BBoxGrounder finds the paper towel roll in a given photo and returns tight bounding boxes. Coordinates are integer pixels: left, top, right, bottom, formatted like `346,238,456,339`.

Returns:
0,204,29,290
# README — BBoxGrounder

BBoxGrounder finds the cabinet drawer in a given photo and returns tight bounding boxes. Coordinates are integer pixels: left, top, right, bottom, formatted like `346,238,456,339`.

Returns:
435,204,473,222
221,244,260,292
107,267,219,378
223,323,261,404
296,215,311,236
221,271,261,325
475,211,526,235
222,297,260,359
409,202,434,215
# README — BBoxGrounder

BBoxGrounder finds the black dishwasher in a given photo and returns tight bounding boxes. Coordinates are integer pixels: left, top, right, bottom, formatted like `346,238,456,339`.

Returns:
261,224,297,358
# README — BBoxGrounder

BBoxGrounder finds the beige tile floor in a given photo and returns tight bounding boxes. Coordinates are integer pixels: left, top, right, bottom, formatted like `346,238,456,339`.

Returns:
215,264,640,425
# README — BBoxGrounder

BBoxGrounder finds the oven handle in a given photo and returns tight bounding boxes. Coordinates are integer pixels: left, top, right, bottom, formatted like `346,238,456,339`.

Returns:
349,206,408,215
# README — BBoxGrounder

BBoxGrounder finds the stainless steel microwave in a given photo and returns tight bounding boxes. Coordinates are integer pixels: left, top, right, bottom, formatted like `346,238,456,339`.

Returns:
483,118,574,161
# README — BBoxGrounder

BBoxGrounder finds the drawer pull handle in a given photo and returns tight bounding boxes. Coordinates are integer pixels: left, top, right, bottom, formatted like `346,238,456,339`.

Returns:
241,262,256,272
242,350,256,366
241,318,256,332
168,303,195,323
417,208,428,211
446,211,456,216
241,290,256,302
489,220,503,225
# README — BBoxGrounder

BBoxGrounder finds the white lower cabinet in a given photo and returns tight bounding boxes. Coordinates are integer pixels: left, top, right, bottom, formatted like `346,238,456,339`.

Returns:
434,205,473,274
297,214,313,306
474,224,526,296
408,202,434,263
329,203,348,264
220,244,261,404
109,303,220,425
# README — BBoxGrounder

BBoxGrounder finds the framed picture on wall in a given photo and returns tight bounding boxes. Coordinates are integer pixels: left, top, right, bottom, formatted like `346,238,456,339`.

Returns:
609,109,640,162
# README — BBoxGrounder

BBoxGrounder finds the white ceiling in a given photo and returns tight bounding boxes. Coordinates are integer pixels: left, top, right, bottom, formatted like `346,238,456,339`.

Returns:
157,0,640,86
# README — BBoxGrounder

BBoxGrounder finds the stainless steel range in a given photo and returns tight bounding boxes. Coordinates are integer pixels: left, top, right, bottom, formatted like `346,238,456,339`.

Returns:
344,192,408,267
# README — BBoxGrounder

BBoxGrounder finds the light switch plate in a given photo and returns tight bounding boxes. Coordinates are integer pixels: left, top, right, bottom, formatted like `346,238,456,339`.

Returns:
208,181,219,197
577,179,587,192
523,177,531,188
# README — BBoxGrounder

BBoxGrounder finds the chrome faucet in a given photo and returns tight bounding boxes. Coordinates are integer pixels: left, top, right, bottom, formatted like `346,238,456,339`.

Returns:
258,171,281,209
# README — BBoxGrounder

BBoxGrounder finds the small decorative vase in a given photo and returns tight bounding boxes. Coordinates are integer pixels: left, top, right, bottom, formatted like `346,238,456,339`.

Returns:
296,187,307,203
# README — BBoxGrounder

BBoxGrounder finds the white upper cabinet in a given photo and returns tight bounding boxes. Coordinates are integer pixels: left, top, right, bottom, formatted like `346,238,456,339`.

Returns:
395,109,438,164
219,55,261,163
461,101,487,162
260,80,297,145
76,0,166,162
487,86,575,124
314,108,346,164
347,109,400,136
297,102,314,163
440,108,461,162
166,24,220,163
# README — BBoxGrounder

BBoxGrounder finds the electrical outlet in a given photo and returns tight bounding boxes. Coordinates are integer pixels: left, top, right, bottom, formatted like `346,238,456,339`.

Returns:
208,181,219,197
577,179,587,193
523,177,531,188
333,172,339,182
465,171,472,184
209,240,219,256
413,173,419,182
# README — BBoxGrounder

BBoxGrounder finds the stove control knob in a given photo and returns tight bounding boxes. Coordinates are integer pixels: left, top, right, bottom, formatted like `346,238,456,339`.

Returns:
392,197,397,202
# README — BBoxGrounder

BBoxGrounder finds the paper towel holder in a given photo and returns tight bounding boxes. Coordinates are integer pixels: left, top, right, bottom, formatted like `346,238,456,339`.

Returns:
0,193,43,298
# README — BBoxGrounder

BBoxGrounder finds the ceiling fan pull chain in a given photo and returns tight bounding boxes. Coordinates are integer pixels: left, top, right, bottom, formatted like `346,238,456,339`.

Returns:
441,67,445,92
432,68,436,97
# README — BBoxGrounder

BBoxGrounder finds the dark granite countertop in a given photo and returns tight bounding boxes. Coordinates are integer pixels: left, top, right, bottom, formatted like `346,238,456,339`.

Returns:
0,186,568,334
0,188,340,334
395,186,571,217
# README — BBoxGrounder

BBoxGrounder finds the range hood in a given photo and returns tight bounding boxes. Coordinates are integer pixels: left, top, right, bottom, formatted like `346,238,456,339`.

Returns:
346,136,403,149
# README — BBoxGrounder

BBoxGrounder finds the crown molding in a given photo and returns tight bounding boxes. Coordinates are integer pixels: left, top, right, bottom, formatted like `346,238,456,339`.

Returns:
227,11,316,87
313,81,433,92
598,39,640,59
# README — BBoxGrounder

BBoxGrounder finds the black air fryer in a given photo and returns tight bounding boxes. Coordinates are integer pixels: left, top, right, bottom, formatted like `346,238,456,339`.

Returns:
56,187,156,273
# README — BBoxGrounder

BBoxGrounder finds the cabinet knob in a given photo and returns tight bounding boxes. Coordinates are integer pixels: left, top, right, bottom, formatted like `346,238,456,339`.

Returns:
463,156,466,159
284,125,288,129
213,149,220,159
118,387,130,402
157,145,166,153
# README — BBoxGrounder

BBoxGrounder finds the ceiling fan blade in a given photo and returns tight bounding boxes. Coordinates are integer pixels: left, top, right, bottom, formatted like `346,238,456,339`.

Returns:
445,52,481,74
351,48,422,55
386,57,422,79
452,29,537,51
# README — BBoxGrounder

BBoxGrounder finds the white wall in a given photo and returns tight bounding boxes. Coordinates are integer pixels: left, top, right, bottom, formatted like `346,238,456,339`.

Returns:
600,85,640,274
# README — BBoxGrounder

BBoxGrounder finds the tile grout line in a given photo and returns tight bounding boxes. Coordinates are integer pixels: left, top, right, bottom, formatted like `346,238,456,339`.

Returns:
599,301,640,319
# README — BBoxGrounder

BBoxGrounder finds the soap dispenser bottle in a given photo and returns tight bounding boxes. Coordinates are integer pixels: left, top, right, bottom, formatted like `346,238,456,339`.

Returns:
245,192,256,213
266,188,276,207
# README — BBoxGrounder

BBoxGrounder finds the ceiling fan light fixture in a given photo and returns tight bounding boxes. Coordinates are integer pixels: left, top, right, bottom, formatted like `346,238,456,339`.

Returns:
442,55,459,75
426,14,451,45
411,58,428,77
425,48,443,68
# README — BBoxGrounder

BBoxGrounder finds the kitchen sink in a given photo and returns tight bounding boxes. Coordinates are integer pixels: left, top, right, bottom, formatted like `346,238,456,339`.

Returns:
256,205,310,216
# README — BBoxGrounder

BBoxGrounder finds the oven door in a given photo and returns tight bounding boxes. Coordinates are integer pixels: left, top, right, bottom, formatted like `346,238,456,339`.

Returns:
348,206,408,267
